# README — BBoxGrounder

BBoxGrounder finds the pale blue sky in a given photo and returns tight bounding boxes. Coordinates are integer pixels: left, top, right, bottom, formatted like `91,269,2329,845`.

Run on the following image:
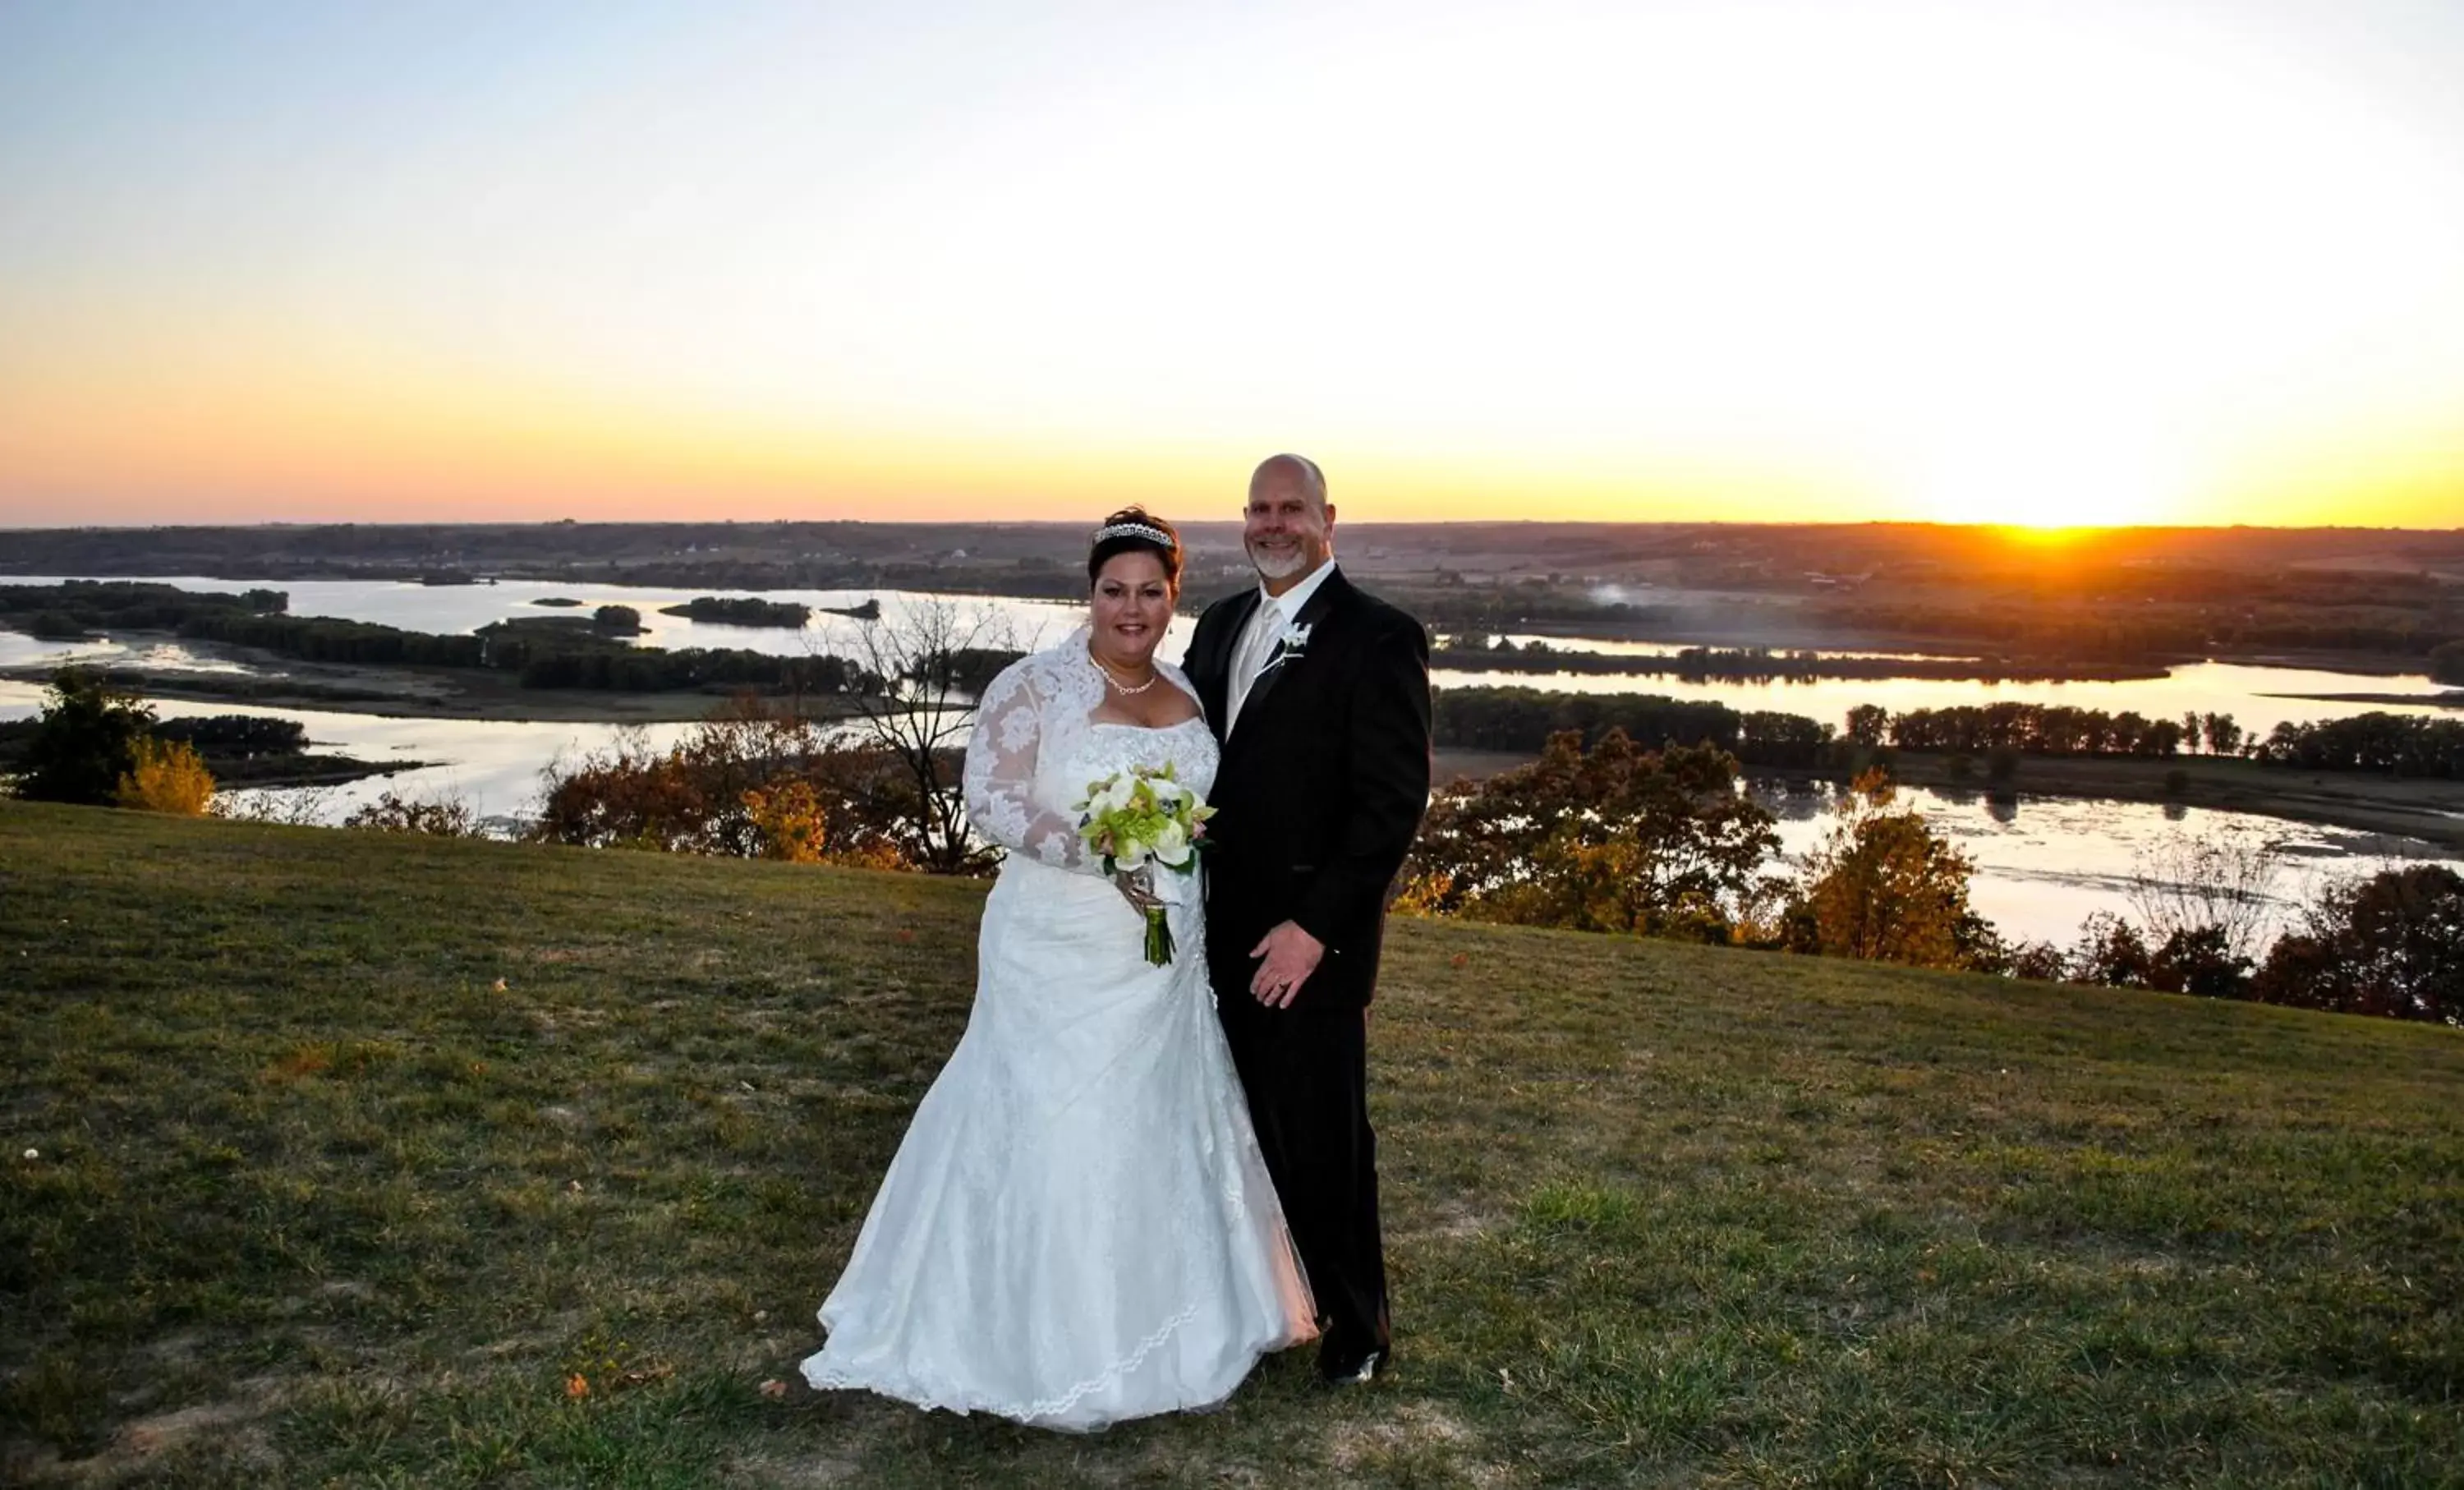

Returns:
3,0,2461,525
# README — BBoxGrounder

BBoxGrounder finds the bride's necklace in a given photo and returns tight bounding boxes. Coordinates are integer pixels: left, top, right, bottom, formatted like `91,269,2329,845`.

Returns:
1090,645,1161,696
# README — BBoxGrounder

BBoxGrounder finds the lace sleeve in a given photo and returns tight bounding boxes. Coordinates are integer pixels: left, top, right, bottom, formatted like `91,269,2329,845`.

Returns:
963,661,1097,871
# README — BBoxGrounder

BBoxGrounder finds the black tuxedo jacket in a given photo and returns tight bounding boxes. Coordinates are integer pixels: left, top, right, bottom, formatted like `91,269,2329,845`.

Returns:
1186,568,1432,1009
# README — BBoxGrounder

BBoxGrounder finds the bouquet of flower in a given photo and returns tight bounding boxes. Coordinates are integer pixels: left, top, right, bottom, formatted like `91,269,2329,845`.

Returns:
1074,764,1216,965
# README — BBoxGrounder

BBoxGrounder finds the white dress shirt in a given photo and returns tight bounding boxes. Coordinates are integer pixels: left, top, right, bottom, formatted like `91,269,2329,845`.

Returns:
1227,559,1338,737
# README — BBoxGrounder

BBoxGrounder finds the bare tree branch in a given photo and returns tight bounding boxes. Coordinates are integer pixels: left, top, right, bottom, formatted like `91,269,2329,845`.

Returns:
2125,826,2285,964
825,598,1022,875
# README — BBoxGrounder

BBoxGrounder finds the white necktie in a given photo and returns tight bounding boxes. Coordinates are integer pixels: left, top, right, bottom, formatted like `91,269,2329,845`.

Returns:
1228,599,1281,734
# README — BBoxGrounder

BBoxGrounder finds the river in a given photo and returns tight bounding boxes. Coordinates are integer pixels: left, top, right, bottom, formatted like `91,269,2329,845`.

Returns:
8,572,2453,740
4,573,2457,950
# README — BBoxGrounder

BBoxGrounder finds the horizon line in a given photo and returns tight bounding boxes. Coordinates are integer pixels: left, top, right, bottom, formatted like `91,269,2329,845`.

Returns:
4,516,2463,538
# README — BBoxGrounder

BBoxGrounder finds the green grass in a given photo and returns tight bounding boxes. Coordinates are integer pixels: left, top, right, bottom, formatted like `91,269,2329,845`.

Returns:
3,799,2460,1488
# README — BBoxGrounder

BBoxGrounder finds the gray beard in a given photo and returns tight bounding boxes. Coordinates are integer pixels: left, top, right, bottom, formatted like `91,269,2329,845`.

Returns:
1248,543,1312,581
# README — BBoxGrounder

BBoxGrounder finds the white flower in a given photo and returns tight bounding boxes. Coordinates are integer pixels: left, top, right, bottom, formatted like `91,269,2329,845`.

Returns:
1152,820,1192,868
1114,844,1151,871
1288,623,1313,648
20,1148,35,1161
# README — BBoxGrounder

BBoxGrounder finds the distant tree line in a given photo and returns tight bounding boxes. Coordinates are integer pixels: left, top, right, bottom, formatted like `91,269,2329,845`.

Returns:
151,715,310,756
1875,702,2195,758
1432,637,2159,684
502,642,876,695
1431,688,2221,770
1409,593,1667,632
1841,600,2460,664
0,581,287,636
1433,687,1761,758
1436,688,2459,781
2249,712,2464,779
182,611,488,667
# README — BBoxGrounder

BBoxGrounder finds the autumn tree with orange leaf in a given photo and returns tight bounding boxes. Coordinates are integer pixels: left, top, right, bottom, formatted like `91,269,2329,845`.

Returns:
1786,770,1988,969
115,735,215,815
1399,728,1782,941
533,694,908,867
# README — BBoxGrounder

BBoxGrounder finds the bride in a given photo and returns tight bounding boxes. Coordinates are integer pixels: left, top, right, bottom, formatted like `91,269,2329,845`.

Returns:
800,507,1316,1430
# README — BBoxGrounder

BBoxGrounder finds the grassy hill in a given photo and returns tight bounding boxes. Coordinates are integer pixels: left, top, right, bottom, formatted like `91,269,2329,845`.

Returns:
2,801,2459,1488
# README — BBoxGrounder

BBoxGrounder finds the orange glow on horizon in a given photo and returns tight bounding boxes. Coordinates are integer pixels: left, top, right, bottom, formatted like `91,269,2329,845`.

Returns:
2,326,2457,531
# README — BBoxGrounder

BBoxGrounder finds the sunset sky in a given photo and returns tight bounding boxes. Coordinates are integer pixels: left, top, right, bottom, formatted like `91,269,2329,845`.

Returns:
2,1,2461,530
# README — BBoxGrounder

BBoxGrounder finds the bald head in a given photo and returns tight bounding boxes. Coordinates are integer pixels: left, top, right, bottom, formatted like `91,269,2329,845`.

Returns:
1253,453,1326,510
1244,453,1335,592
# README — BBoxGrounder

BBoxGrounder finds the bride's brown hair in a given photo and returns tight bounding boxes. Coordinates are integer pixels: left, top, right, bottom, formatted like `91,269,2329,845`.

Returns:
1087,506,1184,593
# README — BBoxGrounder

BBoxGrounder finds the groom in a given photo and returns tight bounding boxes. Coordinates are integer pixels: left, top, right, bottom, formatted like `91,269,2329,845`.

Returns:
1188,453,1432,1385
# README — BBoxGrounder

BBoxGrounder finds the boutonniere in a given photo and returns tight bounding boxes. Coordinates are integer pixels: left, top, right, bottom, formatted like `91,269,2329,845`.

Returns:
1264,622,1312,672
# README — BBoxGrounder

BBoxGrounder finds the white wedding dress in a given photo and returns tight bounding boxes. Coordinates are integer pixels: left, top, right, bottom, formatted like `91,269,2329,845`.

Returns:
800,628,1316,1431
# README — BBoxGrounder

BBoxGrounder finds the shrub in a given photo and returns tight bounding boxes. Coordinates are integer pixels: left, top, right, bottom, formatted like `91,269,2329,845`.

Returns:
115,737,216,815
2061,912,2252,998
2145,925,2252,998
2004,940,2069,982
343,792,482,837
2252,865,2464,1023
532,697,912,866
2067,912,2154,986
15,669,154,806
740,779,905,869
1786,770,1982,970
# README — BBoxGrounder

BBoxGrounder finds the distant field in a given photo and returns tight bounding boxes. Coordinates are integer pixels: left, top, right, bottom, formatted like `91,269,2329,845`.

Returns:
4,802,2461,1487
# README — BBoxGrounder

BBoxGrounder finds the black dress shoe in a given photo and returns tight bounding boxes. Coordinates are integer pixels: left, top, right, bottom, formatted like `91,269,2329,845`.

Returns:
1316,1341,1386,1386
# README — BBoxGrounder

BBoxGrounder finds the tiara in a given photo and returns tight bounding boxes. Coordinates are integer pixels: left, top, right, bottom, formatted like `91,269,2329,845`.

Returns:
1093,520,1176,550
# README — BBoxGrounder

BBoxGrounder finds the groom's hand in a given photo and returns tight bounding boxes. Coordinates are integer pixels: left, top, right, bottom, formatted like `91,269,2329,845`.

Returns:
1248,922,1324,1008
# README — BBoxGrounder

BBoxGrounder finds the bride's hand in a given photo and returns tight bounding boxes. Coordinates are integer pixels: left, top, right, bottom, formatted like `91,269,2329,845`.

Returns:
1113,865,1162,916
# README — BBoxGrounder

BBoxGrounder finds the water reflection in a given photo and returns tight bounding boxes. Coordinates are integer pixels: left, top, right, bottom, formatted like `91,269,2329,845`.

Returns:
0,632,124,671
1755,778,2453,947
